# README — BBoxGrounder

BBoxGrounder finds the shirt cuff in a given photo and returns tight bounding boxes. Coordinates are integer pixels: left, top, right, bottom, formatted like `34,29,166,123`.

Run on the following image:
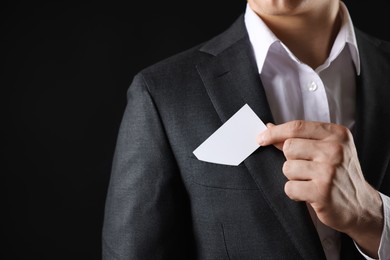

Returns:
354,192,390,260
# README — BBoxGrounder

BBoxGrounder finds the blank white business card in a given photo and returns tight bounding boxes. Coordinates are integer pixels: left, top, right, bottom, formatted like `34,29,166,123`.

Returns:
193,104,267,166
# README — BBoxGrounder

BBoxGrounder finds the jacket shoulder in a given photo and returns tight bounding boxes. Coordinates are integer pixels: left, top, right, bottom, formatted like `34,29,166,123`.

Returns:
136,14,246,81
139,42,211,79
355,27,390,54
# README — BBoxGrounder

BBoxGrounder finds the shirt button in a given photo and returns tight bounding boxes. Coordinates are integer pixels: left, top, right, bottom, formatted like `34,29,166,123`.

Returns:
307,81,318,92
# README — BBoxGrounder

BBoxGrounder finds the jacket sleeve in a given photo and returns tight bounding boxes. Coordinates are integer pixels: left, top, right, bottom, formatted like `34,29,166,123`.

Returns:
102,73,193,259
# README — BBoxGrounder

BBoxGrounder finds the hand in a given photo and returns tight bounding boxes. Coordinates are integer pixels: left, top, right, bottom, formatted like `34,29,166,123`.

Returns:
257,120,383,258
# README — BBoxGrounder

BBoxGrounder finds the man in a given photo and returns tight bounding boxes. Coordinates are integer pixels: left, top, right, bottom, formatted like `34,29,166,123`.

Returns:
102,0,390,259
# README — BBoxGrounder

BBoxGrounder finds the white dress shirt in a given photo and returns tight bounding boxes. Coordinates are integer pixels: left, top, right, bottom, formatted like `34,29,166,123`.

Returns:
244,2,390,259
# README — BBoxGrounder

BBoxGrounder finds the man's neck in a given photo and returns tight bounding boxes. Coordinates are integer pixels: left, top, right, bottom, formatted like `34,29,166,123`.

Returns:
254,2,341,69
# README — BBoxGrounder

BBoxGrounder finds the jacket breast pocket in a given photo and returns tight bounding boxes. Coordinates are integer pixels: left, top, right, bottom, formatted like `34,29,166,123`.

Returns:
185,156,258,190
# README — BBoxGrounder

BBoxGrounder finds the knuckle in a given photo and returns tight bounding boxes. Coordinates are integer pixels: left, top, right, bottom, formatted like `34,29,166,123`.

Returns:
289,120,305,134
328,124,351,142
329,143,344,164
336,125,350,141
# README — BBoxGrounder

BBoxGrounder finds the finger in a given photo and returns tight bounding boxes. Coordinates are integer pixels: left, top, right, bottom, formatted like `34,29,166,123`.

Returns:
256,122,284,149
283,138,343,164
284,180,318,203
257,120,348,146
266,123,284,150
283,160,320,181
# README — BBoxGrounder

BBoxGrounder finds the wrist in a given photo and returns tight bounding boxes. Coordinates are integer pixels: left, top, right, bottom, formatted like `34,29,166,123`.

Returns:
346,188,383,258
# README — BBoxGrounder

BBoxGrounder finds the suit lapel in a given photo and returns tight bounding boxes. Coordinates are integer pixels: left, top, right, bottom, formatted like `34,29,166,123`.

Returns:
196,15,326,260
354,29,390,189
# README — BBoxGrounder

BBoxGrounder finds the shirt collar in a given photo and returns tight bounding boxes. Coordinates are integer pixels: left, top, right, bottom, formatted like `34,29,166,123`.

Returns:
244,2,360,75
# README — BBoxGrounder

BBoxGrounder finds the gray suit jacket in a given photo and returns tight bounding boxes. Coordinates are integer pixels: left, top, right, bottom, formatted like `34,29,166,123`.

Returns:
102,14,390,260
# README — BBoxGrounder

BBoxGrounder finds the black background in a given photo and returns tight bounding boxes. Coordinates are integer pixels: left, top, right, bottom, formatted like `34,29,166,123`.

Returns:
2,1,390,259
